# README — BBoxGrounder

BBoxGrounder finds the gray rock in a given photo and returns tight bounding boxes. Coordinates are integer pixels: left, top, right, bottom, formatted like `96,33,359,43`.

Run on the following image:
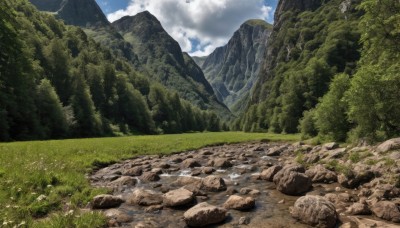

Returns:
273,165,311,195
290,195,338,228
123,166,143,176
209,158,232,168
92,194,124,209
266,145,288,156
323,142,339,150
182,158,201,168
346,202,371,215
238,216,251,225
183,202,227,227
141,172,160,182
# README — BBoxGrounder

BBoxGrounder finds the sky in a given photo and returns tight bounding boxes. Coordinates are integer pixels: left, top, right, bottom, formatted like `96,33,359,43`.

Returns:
95,0,278,56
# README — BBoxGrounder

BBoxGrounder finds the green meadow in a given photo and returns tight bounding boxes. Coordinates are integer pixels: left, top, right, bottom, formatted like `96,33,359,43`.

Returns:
0,132,299,227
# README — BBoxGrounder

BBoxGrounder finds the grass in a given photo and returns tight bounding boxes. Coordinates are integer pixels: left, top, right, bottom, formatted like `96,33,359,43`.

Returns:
0,132,299,227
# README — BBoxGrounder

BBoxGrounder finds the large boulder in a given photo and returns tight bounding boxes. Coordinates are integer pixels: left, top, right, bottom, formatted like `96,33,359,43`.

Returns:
163,188,195,207
370,201,400,222
202,175,227,192
305,164,337,183
290,195,338,228
273,165,311,195
183,202,227,227
376,137,400,153
260,165,282,181
92,194,124,209
223,195,255,210
128,189,163,206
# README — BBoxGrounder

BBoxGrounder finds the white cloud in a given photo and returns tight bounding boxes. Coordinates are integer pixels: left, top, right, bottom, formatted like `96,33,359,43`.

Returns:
107,0,274,56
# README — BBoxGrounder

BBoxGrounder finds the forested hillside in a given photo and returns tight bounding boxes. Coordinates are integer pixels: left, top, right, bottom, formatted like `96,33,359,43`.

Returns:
0,0,222,141
239,0,400,142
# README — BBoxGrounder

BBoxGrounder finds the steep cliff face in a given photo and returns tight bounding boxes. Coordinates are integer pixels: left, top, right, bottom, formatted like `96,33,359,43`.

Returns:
201,20,272,114
113,12,231,118
240,0,362,133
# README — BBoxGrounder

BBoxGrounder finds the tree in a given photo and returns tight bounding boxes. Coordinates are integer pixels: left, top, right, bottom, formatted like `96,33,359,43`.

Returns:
36,79,69,138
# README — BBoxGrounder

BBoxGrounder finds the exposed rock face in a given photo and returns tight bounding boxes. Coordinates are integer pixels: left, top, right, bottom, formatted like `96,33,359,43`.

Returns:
290,195,338,228
92,194,124,209
112,12,231,118
371,201,400,223
223,195,255,210
273,165,311,195
183,202,227,227
200,20,272,113
163,188,195,207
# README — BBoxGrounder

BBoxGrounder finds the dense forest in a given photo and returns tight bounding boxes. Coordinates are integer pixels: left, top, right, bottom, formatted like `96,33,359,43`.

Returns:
0,0,223,141
237,0,400,142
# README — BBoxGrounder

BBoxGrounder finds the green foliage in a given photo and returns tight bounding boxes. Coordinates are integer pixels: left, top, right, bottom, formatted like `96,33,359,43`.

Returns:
314,73,351,141
299,110,317,139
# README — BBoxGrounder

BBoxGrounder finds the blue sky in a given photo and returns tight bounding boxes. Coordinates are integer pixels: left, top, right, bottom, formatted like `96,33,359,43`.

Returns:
95,0,278,56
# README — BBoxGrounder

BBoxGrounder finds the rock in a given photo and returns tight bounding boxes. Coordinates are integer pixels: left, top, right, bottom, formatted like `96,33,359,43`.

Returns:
173,176,202,187
338,169,374,189
238,216,251,225
290,195,338,228
346,202,371,215
370,201,400,222
202,167,215,174
273,165,311,195
226,186,238,195
239,188,260,196
128,189,163,206
305,165,337,183
202,175,227,192
223,195,255,210
266,145,288,156
376,137,400,153
92,194,124,209
347,216,398,228
323,142,339,150
134,221,161,228
108,176,137,192
209,158,232,168
123,167,143,176
163,188,195,207
141,172,160,182
144,205,164,212
260,165,283,181
183,202,227,227
182,158,201,168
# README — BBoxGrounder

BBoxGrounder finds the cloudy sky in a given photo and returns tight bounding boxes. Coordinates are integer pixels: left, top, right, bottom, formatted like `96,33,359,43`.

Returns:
95,0,278,56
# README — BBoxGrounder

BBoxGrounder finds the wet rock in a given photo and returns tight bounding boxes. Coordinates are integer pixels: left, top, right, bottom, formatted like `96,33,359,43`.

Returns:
163,188,195,207
123,167,143,176
223,195,255,210
273,165,311,196
346,202,371,215
260,165,283,181
290,195,338,228
141,172,160,182
144,205,164,212
134,220,161,228
323,142,339,150
239,188,260,196
202,167,215,174
370,201,400,222
155,162,170,169
376,137,400,153
109,176,137,192
305,164,337,183
202,175,227,192
183,202,227,227
191,169,202,176
182,158,201,168
151,168,163,175
226,186,238,195
105,209,132,226
92,194,124,209
128,189,163,206
173,176,203,188
347,216,397,228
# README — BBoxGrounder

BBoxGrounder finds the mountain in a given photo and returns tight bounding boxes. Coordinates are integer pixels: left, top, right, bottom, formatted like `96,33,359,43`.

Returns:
29,0,137,62
112,12,232,118
238,0,363,133
200,19,272,114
